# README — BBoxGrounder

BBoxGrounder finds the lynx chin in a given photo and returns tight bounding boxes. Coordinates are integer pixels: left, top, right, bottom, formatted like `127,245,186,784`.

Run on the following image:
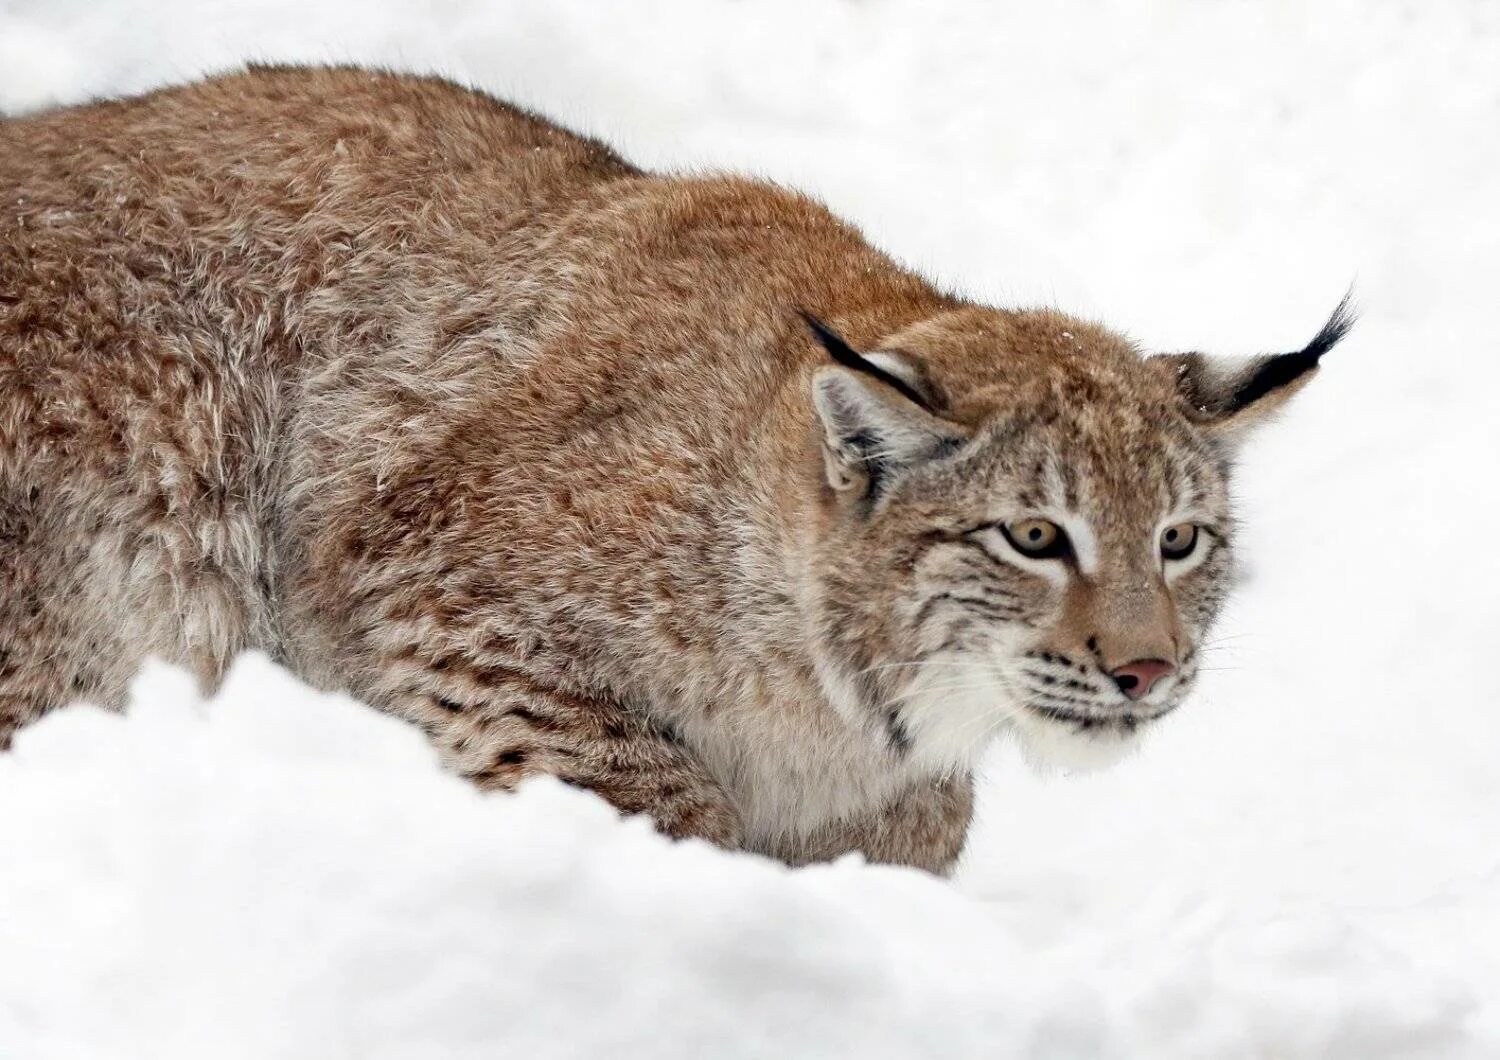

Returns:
0,66,1350,873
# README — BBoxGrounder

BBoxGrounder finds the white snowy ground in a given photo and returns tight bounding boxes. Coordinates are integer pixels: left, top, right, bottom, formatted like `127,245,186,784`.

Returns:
2,1,1498,1056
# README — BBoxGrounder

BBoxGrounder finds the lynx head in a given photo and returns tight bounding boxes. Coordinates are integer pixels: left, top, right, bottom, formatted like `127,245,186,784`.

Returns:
800,298,1352,772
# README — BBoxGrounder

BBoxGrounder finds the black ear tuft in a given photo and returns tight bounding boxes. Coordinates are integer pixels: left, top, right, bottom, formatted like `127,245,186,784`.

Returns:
1151,292,1354,442
1299,290,1358,362
798,311,932,411
1229,291,1356,409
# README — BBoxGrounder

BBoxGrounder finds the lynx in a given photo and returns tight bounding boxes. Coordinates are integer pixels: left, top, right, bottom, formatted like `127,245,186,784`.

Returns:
0,66,1349,873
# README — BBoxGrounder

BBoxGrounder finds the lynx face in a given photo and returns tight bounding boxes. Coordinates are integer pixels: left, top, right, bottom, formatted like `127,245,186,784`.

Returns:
805,302,1351,772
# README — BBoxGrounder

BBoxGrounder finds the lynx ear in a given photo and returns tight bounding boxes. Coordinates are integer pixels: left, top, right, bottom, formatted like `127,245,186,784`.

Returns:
1152,294,1355,442
802,314,965,499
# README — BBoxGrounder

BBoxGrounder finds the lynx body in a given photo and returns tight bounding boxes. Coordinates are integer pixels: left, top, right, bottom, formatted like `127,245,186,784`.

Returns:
0,67,1342,872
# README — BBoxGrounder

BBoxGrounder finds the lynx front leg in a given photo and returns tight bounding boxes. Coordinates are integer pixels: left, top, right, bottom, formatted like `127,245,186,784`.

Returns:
774,774,975,875
380,664,743,849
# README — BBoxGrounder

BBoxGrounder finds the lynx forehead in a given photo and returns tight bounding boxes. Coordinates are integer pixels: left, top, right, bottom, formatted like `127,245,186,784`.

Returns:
0,65,1347,873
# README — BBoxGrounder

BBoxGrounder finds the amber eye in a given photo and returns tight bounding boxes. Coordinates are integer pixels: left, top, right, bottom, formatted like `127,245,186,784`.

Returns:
1160,522,1199,560
1002,518,1069,560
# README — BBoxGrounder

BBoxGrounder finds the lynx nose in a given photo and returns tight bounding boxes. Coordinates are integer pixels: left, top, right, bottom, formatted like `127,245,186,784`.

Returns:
1109,659,1175,700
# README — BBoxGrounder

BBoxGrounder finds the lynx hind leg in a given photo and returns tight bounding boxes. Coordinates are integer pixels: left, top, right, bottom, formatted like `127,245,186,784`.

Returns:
384,669,743,849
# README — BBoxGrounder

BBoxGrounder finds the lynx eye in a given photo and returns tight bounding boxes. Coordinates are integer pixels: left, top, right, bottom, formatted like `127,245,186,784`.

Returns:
1001,518,1069,560
1160,522,1199,560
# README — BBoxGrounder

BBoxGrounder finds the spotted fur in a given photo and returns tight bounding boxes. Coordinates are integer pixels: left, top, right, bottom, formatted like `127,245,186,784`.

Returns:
0,66,1342,873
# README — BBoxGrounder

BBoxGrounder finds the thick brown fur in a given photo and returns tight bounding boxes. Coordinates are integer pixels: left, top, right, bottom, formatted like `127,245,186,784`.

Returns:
0,66,1336,873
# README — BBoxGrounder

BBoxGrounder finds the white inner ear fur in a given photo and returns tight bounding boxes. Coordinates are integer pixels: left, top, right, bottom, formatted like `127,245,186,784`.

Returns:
809,366,962,478
1181,353,1246,396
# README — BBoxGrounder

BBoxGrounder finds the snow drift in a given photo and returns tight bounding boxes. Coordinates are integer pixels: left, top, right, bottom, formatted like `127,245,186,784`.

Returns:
0,657,1481,1058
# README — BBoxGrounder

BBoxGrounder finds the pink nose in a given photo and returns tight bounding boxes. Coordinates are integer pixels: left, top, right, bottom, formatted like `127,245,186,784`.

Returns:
1109,659,1176,700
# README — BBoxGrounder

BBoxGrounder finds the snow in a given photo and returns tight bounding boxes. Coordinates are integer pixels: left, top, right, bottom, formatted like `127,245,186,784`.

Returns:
0,658,1087,1058
0,658,1477,1059
1,1,1497,1056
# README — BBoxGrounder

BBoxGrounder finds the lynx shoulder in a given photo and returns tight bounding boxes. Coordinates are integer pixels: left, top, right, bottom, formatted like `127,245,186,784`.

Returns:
0,66,1347,872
